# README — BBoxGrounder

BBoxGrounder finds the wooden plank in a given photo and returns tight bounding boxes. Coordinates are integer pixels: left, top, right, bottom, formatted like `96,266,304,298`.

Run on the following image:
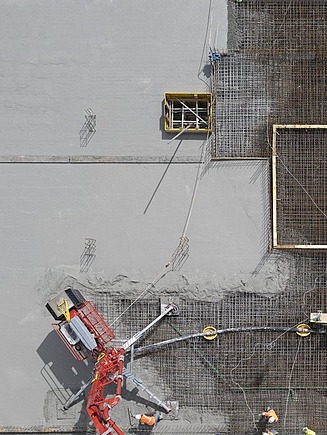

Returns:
273,124,327,250
273,124,327,129
275,244,327,249
272,125,278,248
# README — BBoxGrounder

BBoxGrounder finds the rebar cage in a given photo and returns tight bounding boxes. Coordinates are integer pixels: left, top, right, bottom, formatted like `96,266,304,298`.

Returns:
94,252,327,434
272,125,327,249
211,0,327,159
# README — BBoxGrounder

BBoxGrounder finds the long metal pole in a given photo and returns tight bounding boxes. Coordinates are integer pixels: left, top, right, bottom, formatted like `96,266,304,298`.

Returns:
177,99,208,125
122,304,175,350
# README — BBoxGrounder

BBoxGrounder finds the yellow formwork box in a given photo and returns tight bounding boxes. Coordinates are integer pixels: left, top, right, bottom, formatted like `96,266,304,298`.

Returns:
164,92,212,133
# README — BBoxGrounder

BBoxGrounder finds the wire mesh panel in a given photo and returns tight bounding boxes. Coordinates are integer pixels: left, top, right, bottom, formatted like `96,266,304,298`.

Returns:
272,125,327,248
211,0,327,159
211,55,269,158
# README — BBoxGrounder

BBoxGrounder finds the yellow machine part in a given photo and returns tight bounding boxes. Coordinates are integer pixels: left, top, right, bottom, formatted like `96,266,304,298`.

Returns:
296,323,311,337
203,326,218,340
57,299,71,323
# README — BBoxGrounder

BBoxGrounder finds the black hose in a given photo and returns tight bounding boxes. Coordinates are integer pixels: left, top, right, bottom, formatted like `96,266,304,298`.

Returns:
132,325,325,355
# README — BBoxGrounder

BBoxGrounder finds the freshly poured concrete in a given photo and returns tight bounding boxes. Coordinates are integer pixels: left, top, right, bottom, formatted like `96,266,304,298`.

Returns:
0,0,290,430
0,161,287,427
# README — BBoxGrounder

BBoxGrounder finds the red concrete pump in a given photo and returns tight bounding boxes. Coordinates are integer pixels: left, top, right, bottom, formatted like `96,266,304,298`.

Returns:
46,288,176,435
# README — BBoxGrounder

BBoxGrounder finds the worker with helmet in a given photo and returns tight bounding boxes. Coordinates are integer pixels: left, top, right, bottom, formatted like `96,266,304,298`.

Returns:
257,406,279,434
262,430,279,435
303,427,316,435
261,406,279,424
133,413,162,427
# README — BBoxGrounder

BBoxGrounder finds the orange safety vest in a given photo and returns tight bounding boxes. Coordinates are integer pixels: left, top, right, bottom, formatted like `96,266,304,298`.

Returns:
262,409,278,423
140,414,156,426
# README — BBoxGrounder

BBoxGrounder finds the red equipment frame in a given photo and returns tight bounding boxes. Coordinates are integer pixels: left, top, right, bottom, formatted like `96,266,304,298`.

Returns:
52,299,126,434
86,348,125,435
48,293,175,435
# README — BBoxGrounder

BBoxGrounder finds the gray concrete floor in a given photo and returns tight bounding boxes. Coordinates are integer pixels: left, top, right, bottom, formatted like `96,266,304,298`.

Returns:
0,160,273,427
0,0,285,431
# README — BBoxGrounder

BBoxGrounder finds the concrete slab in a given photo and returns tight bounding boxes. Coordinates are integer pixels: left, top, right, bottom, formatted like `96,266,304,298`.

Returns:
0,0,227,156
0,159,279,427
0,0,288,432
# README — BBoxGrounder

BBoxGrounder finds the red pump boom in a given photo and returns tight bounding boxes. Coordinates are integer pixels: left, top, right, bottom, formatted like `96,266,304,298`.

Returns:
87,349,125,435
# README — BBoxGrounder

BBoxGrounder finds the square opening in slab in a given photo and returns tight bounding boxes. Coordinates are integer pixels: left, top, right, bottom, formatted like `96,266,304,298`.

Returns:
164,93,212,133
272,124,327,249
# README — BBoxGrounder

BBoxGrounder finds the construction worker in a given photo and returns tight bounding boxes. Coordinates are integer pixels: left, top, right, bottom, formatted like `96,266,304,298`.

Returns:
133,413,162,427
303,427,316,435
257,406,279,434
261,406,279,424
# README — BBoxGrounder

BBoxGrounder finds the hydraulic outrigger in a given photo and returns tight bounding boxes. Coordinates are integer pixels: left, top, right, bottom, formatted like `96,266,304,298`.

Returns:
46,288,325,435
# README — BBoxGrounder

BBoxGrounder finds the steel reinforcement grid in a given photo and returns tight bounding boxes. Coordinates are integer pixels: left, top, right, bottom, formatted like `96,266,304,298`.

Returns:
211,0,327,159
272,125,327,248
95,252,327,434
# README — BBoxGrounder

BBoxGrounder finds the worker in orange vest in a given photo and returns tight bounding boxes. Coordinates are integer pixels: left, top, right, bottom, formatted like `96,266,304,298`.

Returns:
261,406,279,424
133,413,162,427
257,406,279,434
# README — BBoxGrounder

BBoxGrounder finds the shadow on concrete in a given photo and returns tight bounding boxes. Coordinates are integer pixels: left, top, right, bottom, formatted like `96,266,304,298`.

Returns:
105,380,166,413
37,332,165,431
80,238,96,272
37,330,92,406
202,63,212,79
69,397,90,433
79,108,96,147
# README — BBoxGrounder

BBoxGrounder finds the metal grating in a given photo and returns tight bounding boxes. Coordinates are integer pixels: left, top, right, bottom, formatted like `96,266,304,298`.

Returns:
272,125,327,248
211,0,327,159
94,251,327,434
211,54,269,158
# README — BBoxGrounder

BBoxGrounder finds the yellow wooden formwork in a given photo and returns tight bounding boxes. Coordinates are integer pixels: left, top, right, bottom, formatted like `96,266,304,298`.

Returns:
272,124,327,250
164,92,212,133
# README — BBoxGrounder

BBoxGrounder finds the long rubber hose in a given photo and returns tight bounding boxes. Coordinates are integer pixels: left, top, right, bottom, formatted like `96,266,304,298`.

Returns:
132,325,325,355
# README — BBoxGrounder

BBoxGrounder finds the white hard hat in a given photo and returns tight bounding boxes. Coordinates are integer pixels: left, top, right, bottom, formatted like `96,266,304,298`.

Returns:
134,414,141,420
268,416,275,423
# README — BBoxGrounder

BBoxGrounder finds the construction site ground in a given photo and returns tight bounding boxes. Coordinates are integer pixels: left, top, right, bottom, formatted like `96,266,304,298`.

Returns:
1,1,327,435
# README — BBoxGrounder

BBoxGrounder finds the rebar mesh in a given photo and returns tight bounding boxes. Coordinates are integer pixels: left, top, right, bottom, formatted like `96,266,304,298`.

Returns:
89,3,327,433
211,0,327,158
274,127,327,247
94,252,327,434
